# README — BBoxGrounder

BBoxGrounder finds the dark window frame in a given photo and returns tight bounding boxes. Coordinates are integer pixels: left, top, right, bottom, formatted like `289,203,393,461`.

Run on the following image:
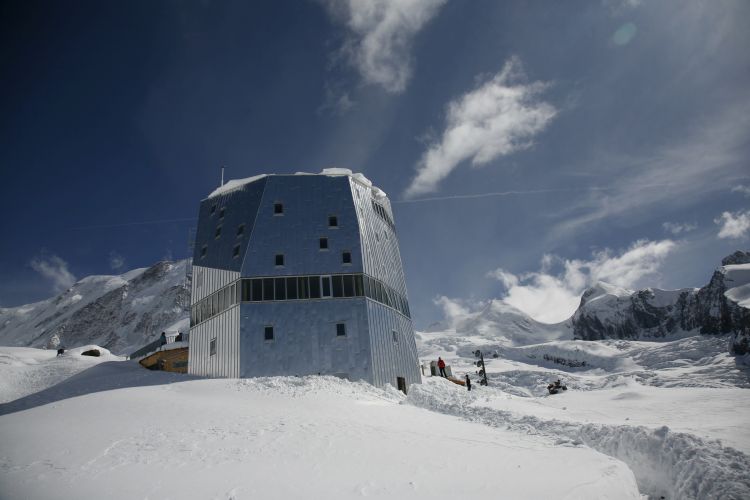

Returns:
209,337,217,356
275,254,285,267
273,202,284,215
328,215,339,228
319,237,329,250
264,325,274,341
336,323,347,337
342,251,352,264
232,244,241,258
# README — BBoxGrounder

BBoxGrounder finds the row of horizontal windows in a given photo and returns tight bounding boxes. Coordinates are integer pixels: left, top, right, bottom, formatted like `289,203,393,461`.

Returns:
190,273,411,327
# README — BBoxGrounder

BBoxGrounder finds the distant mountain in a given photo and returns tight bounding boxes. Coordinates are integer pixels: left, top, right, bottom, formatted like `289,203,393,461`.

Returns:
572,251,750,354
419,299,571,358
0,261,190,355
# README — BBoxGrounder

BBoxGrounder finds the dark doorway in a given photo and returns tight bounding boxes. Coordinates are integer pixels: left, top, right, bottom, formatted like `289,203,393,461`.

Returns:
397,377,407,395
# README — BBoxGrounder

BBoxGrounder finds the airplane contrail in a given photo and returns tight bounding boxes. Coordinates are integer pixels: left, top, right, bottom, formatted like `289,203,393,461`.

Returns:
392,184,671,204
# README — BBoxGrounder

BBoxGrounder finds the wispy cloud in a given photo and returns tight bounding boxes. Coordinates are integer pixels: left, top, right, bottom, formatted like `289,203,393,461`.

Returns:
108,251,125,272
405,57,557,197
487,239,677,323
731,185,750,197
662,221,697,235
30,254,76,294
715,210,750,239
552,105,750,239
321,0,447,93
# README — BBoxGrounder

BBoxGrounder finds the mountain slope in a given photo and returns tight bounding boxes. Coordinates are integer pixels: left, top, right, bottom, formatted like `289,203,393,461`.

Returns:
0,261,190,355
572,252,750,347
419,299,570,359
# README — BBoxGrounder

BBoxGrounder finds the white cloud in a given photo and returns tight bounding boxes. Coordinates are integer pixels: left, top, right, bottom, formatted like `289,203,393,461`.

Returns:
321,0,447,93
715,210,750,239
731,185,750,197
30,254,76,294
108,251,125,271
405,57,557,197
487,239,677,323
662,221,697,235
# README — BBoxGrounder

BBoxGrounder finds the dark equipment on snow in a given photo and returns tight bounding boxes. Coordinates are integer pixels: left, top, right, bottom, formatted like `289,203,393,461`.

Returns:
474,350,489,386
547,379,567,395
56,348,65,357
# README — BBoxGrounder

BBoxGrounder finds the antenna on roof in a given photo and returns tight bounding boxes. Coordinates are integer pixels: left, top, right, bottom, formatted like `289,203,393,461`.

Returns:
220,165,225,187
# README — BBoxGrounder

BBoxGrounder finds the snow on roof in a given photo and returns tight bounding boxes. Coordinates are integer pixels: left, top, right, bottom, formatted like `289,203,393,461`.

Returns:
206,169,387,200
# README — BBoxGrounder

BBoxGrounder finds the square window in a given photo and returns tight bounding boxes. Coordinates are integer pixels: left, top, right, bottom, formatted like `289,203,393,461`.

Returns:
336,323,346,337
275,254,284,267
232,244,240,258
237,224,245,236
342,251,352,264
328,215,338,227
274,203,284,215
210,338,217,356
392,330,399,343
200,245,207,258
215,226,222,239
264,326,274,341
319,237,328,250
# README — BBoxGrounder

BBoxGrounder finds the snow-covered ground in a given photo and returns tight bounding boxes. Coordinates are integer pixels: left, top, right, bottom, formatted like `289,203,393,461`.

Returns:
0,352,641,500
1,327,749,499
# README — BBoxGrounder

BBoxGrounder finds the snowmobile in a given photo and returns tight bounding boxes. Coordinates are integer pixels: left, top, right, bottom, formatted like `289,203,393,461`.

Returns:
547,379,567,395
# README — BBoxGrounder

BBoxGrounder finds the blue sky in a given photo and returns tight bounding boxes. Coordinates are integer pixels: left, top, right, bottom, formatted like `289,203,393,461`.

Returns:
1,0,748,327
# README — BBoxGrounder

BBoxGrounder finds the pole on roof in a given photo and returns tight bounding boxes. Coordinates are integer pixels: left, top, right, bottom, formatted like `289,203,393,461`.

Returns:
221,166,225,186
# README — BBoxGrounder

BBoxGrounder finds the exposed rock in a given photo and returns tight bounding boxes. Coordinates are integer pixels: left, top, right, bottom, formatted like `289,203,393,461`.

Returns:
572,253,750,347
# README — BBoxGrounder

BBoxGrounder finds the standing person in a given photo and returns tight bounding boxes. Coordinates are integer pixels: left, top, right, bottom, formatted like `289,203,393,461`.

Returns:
159,331,167,347
438,357,447,378
465,374,472,391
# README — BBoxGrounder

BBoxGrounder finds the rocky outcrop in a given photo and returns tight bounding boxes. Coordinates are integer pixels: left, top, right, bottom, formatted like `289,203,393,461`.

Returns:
572,252,750,343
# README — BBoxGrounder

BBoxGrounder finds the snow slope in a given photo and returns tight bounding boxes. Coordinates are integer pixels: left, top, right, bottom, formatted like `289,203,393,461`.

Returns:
417,330,750,499
0,352,641,500
0,346,122,404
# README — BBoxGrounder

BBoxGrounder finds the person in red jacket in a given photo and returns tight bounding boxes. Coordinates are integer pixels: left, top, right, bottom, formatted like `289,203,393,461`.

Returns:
437,357,447,377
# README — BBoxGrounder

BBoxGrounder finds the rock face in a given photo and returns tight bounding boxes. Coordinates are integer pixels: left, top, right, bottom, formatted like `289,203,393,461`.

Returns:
572,252,750,344
0,261,190,355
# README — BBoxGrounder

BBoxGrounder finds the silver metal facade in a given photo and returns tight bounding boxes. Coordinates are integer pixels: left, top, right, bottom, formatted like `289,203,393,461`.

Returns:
188,173,421,389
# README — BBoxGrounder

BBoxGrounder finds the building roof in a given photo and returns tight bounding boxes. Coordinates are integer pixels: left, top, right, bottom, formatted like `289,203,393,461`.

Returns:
206,168,388,200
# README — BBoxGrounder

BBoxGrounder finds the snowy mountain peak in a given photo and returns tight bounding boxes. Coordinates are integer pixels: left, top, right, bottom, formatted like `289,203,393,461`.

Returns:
572,252,750,345
580,281,633,305
0,260,190,355
721,250,750,266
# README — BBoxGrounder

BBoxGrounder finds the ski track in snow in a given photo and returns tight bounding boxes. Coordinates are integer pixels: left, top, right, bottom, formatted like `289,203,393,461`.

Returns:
406,378,750,500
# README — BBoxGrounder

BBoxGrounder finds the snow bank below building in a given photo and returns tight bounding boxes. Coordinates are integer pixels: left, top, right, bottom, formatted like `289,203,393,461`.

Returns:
0,345,122,403
0,365,641,500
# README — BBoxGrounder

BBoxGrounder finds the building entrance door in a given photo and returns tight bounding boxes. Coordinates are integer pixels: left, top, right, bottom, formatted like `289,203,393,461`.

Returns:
396,377,407,395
